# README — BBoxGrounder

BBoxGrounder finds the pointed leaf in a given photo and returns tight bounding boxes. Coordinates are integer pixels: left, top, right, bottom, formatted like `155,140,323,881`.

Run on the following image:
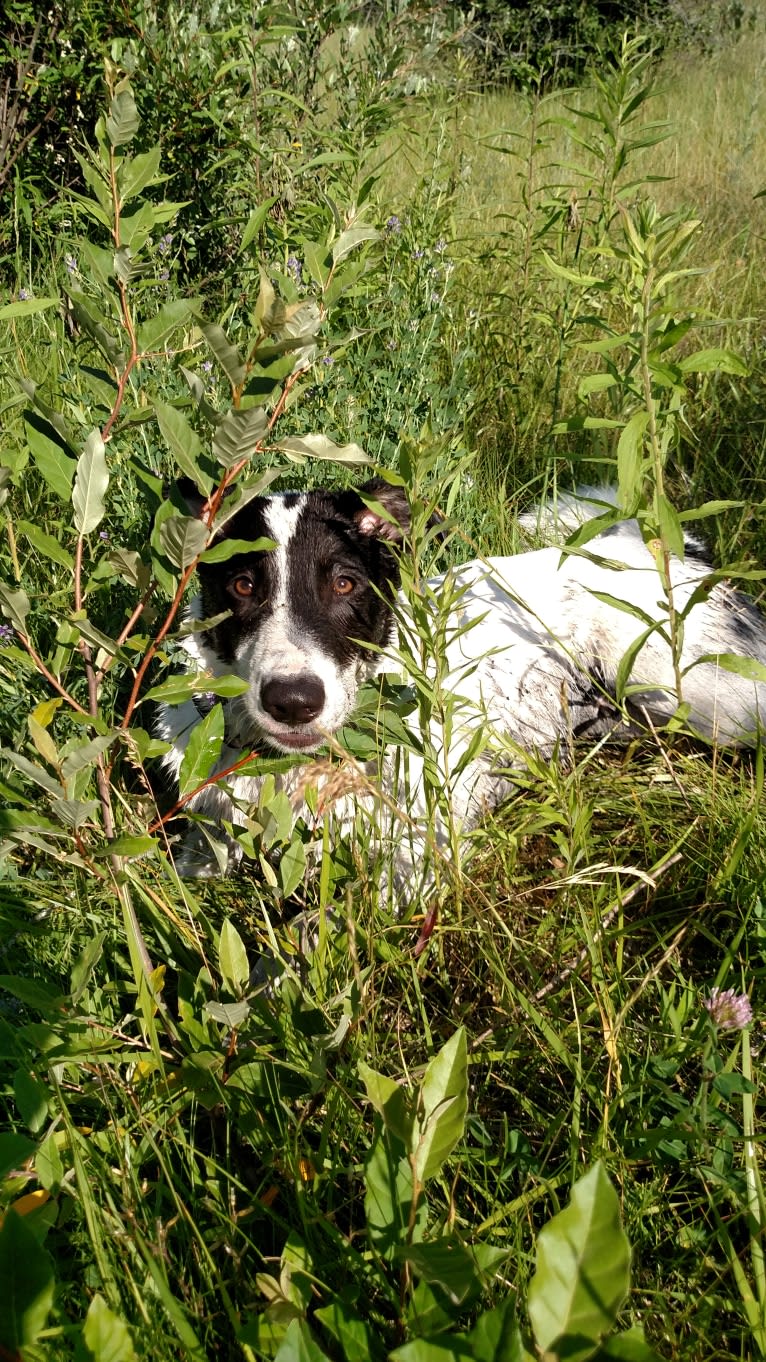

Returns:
201,322,246,388
83,1292,137,1361
0,1210,55,1350
154,400,212,493
119,144,163,203
25,416,76,500
106,85,139,147
159,513,209,570
528,1163,631,1361
678,348,747,376
143,672,248,704
178,702,225,796
212,406,269,468
274,433,369,466
73,431,109,535
0,584,30,633
411,1027,468,1184
616,412,649,510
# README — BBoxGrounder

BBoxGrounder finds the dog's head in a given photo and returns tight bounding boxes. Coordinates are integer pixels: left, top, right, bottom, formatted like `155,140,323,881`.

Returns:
179,479,411,753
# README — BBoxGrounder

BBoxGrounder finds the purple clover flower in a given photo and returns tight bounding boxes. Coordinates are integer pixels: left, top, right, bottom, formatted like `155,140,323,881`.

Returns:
434,237,447,254
0,623,14,644
385,215,401,233
99,530,109,542
65,254,78,274
157,233,174,256
704,987,753,1030
286,255,302,283
412,249,425,260
322,354,335,366
202,360,213,373
18,288,30,301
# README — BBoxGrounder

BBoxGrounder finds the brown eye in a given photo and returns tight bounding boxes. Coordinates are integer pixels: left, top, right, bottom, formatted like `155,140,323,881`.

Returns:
231,575,254,598
333,575,355,596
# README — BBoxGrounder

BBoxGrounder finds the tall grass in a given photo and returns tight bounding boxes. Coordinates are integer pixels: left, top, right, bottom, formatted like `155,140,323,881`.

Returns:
0,13,765,1362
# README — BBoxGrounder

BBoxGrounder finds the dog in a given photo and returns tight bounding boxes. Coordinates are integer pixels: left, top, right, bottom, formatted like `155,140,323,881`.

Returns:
157,479,766,895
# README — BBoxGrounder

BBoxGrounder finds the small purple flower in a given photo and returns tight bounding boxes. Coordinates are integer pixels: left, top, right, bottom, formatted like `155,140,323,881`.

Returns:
0,623,14,644
157,233,174,256
286,255,302,283
434,237,447,254
412,249,425,260
704,987,753,1030
385,215,401,234
430,290,441,305
201,360,213,373
18,288,30,301
322,354,335,366
65,254,78,274
158,269,169,282
99,530,109,542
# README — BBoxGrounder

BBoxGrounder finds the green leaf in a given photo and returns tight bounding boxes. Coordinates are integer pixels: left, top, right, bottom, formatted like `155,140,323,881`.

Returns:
616,411,649,509
25,416,76,500
402,1240,481,1307
314,1300,382,1362
201,322,246,388
1,748,62,795
71,932,107,1003
160,513,210,571
179,702,225,797
359,1061,412,1143
273,1317,332,1362
331,224,380,264
541,250,603,286
0,584,31,633
198,536,275,564
219,918,250,995
0,1133,36,1180
60,734,116,781
655,493,685,561
17,521,74,570
411,1028,468,1185
279,837,307,898
143,672,248,704
595,1325,666,1359
94,833,158,859
713,1071,755,1098
212,406,269,468
0,297,58,319
13,1069,48,1133
139,300,198,354
35,1135,64,1193
677,348,747,376
577,373,617,400
690,653,766,684
364,1128,425,1260
119,144,163,203
82,1292,137,1362
106,84,139,147
154,400,212,493
240,199,279,253
0,1210,55,1351
527,1162,631,1362
73,431,109,536
274,433,369,466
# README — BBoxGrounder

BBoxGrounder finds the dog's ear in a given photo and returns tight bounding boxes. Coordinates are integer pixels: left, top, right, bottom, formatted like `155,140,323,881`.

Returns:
354,479,411,541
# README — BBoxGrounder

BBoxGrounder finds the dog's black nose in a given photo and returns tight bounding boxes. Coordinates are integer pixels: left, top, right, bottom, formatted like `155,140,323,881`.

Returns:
260,675,325,726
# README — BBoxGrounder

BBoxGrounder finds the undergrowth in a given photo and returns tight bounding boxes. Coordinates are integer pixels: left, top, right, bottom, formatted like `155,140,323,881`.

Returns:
0,6,765,1360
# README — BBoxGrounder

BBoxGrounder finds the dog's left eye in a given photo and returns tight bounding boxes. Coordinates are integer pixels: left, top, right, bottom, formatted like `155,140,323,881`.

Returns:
333,575,355,596
230,575,255,598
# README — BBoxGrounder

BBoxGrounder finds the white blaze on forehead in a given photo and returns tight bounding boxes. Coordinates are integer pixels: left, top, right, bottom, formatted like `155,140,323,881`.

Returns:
263,495,305,611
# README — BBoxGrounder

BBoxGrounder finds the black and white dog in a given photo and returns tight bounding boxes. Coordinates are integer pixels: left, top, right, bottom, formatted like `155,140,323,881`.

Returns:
158,480,766,890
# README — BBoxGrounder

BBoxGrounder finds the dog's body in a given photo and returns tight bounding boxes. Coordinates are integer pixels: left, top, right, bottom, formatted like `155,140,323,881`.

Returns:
157,482,766,888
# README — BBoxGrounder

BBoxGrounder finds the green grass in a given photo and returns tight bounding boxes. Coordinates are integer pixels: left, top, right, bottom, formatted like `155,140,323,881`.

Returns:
1,12,765,1361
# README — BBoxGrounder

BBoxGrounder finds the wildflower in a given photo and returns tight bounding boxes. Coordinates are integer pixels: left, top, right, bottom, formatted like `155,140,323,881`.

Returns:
434,237,447,254
18,288,30,301
322,354,335,366
202,360,213,373
98,530,109,542
157,233,174,256
65,254,78,274
0,623,14,644
412,249,425,260
430,290,441,305
704,986,753,1030
385,215,401,234
286,255,302,283
159,269,169,282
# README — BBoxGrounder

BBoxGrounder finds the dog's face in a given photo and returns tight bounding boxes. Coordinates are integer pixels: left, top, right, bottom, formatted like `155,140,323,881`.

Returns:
186,479,410,754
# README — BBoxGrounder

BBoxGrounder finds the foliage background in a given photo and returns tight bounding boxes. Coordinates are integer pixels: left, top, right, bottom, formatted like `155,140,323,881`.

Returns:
1,2,765,1359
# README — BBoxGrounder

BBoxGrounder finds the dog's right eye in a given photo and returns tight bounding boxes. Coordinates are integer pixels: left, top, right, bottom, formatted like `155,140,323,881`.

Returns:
230,575,255,598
